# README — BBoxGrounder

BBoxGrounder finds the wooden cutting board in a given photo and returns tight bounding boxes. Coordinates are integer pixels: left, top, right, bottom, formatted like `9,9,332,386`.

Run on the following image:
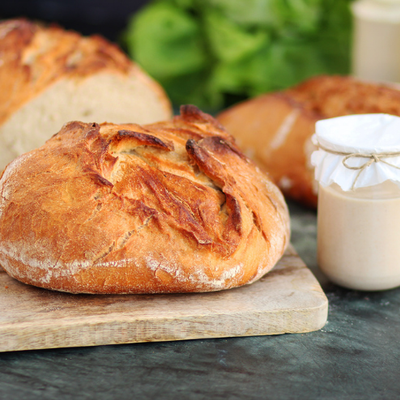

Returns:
0,245,328,352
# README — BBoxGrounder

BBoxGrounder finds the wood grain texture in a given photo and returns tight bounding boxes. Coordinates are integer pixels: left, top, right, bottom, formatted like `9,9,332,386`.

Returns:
0,245,328,352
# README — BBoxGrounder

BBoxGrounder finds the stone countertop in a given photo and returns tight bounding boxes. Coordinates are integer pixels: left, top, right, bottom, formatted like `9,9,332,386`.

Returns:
1,201,399,400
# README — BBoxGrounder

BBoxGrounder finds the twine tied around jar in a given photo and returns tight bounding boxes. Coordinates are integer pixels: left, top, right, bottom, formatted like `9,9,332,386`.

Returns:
317,143,400,190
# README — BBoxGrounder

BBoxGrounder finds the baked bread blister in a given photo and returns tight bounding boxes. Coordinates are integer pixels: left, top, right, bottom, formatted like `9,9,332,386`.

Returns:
0,106,290,294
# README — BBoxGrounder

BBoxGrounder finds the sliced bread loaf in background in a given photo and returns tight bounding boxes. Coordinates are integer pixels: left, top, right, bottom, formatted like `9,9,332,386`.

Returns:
0,19,172,170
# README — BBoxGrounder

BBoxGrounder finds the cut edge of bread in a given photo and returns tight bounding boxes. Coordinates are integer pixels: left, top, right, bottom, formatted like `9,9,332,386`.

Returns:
0,69,172,170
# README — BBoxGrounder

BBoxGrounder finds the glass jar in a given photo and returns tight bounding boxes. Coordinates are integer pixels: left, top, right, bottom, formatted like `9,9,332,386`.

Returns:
312,113,400,291
318,181,400,290
351,0,400,83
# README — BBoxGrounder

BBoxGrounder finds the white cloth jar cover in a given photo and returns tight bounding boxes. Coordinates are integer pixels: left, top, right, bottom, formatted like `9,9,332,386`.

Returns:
311,113,400,191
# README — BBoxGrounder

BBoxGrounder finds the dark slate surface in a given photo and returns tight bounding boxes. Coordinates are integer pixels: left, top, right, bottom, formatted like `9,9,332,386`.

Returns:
1,201,400,400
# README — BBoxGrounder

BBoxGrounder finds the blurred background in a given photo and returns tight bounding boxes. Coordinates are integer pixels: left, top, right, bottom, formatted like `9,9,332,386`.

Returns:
0,0,355,111
0,0,148,40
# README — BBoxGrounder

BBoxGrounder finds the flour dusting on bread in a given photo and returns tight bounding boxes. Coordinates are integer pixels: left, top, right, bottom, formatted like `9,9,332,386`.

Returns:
0,106,289,294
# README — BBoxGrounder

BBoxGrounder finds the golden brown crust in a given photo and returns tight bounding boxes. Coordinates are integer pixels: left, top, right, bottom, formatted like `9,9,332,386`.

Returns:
286,75,400,117
217,75,400,208
0,18,171,126
0,106,290,294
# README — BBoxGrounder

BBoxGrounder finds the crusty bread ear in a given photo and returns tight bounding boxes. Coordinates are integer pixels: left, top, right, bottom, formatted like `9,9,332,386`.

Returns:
0,106,290,294
217,75,400,208
0,19,172,170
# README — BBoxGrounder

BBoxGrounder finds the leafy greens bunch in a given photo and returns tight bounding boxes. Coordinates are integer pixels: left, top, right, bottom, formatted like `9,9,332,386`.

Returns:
124,0,353,110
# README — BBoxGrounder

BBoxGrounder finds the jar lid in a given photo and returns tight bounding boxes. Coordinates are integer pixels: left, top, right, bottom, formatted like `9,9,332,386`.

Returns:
311,114,400,191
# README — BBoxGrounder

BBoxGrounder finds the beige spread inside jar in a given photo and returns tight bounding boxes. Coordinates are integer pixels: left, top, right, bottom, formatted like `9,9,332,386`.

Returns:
312,114,400,291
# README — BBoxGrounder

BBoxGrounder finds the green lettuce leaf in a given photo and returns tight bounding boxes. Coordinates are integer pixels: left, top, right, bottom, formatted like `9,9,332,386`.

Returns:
123,0,353,110
125,2,207,79
203,9,270,63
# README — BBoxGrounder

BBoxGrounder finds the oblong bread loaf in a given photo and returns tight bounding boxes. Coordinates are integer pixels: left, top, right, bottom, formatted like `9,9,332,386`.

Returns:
218,75,400,207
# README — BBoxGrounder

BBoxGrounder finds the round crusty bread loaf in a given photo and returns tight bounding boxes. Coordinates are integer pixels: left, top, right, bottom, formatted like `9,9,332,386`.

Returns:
0,19,172,171
0,105,290,294
217,75,400,208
